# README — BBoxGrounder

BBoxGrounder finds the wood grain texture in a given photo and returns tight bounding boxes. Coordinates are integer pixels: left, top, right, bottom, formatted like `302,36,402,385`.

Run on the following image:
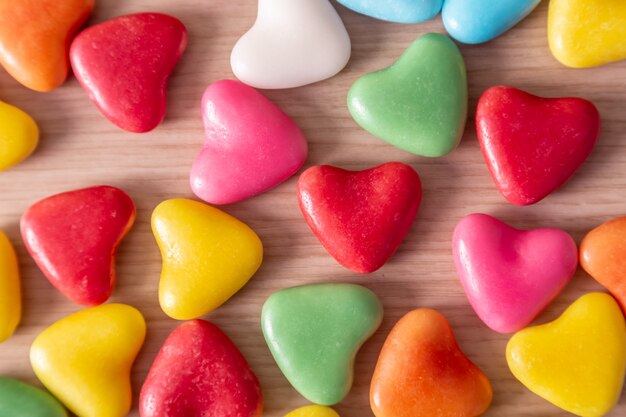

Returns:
1,1,625,416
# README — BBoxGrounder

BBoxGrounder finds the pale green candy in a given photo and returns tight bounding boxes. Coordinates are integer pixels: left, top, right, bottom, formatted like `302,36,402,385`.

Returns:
0,377,67,417
348,32,468,157
261,283,383,405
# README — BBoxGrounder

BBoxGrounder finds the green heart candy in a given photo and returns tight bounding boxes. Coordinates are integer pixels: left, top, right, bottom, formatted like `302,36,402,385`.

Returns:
0,377,67,417
261,283,383,405
348,32,468,157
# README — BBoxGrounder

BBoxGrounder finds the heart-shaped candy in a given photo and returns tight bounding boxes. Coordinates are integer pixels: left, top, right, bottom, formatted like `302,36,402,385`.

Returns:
549,0,626,68
0,231,20,343
336,0,442,24
70,13,187,133
443,0,541,44
140,320,262,417
452,213,577,333
0,377,67,417
21,186,135,306
262,283,383,405
580,216,626,312
0,101,39,171
30,304,146,417
285,405,340,417
191,80,308,204
370,308,493,417
152,199,263,320
230,0,351,89
476,86,600,205
0,0,93,91
348,33,467,157
507,293,626,417
297,162,421,273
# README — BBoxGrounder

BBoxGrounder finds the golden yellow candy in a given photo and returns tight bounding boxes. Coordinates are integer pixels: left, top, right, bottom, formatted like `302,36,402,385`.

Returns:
507,293,626,417
0,100,38,170
285,405,340,417
0,230,20,342
30,304,145,417
548,0,626,68
152,199,263,320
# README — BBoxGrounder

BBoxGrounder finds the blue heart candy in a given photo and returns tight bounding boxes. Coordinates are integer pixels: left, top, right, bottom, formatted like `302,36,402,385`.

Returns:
443,0,541,44
337,0,443,24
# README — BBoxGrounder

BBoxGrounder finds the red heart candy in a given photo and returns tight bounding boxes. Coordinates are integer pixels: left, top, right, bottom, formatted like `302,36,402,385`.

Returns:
21,186,135,305
297,162,421,273
140,320,263,417
476,86,600,205
70,13,187,133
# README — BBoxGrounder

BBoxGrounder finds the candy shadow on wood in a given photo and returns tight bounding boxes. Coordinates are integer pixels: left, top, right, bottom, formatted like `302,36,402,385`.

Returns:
387,159,461,263
9,231,83,345
268,85,347,167
338,5,393,75
127,316,181,415
157,8,219,128
338,0,450,76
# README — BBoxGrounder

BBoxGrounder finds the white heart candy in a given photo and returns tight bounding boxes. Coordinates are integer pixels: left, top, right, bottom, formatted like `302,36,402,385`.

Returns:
230,0,351,89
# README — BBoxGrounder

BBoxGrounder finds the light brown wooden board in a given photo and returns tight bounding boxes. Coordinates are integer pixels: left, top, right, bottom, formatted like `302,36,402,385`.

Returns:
1,1,625,416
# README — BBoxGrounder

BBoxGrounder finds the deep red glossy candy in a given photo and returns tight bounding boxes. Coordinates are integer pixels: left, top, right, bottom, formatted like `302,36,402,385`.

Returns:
20,185,135,305
297,162,422,273
70,13,187,133
476,86,600,205
140,320,263,417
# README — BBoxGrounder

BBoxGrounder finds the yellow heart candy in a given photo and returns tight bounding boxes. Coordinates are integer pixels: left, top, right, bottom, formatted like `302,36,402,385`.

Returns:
0,100,38,171
285,405,340,417
30,304,145,417
548,0,626,68
0,230,20,342
506,293,626,417
152,198,263,320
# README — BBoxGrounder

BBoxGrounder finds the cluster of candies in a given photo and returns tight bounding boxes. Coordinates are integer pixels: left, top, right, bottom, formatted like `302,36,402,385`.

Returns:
2,0,626,417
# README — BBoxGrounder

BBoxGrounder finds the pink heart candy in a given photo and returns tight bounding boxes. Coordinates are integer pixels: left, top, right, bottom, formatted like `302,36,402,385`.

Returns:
452,213,577,333
190,80,308,204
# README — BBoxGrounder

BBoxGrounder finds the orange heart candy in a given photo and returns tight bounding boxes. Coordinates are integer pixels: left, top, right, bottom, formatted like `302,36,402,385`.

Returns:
370,309,492,417
0,0,94,92
580,216,626,312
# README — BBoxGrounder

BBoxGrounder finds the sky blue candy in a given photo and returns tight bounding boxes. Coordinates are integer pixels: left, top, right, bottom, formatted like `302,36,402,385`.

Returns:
442,0,541,44
336,0,443,24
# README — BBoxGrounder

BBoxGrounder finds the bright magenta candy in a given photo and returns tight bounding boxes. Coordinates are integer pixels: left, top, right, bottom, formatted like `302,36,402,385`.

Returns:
297,162,421,273
21,186,135,305
476,86,599,205
453,213,577,333
190,80,308,204
140,320,262,417
70,13,187,133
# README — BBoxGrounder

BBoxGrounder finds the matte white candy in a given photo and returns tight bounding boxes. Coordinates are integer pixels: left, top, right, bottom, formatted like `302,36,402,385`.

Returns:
230,0,351,89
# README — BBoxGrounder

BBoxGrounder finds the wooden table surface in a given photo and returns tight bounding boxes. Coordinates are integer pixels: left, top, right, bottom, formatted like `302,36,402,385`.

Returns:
1,1,625,416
